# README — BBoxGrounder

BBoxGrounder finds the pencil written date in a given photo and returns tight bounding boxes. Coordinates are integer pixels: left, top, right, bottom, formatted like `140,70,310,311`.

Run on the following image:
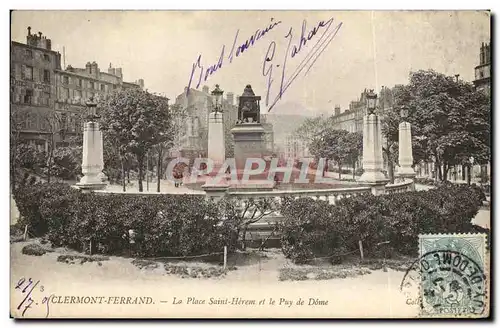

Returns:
171,296,328,307
13,277,53,318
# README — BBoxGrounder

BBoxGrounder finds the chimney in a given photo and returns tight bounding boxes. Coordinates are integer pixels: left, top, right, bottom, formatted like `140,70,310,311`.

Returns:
91,61,99,78
236,95,240,105
85,62,92,75
138,79,145,89
115,68,123,78
334,105,340,116
226,92,234,105
202,85,209,94
108,63,116,76
27,26,31,36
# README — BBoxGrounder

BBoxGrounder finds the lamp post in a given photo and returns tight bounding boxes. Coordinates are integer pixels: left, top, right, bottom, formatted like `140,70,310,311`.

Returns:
366,89,377,115
359,89,388,193
211,84,224,115
85,96,100,122
76,96,106,191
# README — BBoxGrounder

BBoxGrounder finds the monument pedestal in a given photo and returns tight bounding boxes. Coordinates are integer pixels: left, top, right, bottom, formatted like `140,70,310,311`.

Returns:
358,113,389,193
76,121,106,191
230,123,273,192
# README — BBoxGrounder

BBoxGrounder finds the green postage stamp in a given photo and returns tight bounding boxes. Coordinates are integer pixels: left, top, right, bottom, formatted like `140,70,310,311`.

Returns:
418,233,488,317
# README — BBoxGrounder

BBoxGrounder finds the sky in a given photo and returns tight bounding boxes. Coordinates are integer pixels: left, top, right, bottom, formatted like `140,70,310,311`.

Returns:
11,10,490,115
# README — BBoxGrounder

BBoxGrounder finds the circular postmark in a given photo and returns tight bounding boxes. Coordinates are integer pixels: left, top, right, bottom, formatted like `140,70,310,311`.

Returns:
400,250,486,317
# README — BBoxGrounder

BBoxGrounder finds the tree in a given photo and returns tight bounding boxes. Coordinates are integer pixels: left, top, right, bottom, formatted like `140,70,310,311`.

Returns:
310,128,353,180
152,103,186,192
10,110,28,191
220,197,279,251
294,115,332,143
345,131,363,179
44,111,66,183
100,88,172,192
382,70,490,182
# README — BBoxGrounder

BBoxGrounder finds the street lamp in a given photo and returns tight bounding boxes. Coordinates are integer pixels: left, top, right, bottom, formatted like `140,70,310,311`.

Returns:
366,89,377,115
85,96,100,122
400,105,409,121
211,84,224,114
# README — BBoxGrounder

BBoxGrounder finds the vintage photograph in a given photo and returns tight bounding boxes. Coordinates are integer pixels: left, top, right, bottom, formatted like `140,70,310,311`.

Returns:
9,10,491,319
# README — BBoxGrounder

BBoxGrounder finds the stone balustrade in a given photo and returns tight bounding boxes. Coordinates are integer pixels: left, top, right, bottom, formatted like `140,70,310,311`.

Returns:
385,179,415,194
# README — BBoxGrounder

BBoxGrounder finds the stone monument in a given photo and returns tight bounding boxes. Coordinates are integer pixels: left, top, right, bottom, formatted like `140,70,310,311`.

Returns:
76,97,106,191
358,90,389,195
230,85,273,191
396,106,416,180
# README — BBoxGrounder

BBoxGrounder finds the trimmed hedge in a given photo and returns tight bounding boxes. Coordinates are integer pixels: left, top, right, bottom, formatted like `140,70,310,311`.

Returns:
14,183,237,257
280,184,487,264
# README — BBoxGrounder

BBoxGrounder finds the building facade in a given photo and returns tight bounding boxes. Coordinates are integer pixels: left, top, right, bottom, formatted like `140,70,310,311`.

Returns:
11,27,62,150
11,27,145,150
54,62,143,144
283,134,311,160
473,42,491,95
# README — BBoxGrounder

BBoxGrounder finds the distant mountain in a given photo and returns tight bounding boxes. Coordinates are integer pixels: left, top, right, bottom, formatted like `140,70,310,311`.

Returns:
264,114,309,145
267,101,318,116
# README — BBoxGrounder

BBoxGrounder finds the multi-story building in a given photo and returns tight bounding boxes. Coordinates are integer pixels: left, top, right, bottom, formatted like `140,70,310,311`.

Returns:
284,134,311,160
11,27,145,150
54,62,144,145
473,42,491,95
11,27,61,150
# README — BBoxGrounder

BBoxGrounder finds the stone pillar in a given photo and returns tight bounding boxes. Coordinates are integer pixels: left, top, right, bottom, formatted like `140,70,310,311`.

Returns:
396,121,416,179
76,121,106,191
202,111,228,197
359,113,389,194
207,111,225,168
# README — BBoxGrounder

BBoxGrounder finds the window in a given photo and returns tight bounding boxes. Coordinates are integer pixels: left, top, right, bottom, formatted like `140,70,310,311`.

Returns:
63,76,69,85
24,89,33,104
89,81,95,89
74,89,82,99
77,79,83,88
24,66,34,80
43,70,50,83
25,49,33,58
42,92,51,106
43,54,50,62
62,88,70,99
100,84,105,92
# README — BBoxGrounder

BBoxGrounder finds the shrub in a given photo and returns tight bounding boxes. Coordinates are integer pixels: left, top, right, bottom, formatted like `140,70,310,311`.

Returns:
14,183,238,258
280,198,346,264
22,243,47,256
280,184,487,263
14,183,79,237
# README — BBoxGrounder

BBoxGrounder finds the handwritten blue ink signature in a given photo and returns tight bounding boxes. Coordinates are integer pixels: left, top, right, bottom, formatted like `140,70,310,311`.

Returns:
15,277,53,318
263,17,343,112
187,18,282,94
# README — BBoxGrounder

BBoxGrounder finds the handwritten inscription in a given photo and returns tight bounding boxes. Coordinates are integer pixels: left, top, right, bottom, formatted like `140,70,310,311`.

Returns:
14,277,52,318
186,17,282,92
263,17,343,112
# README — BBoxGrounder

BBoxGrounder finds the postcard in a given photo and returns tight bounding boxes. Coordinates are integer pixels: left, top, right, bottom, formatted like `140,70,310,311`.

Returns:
10,10,491,319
